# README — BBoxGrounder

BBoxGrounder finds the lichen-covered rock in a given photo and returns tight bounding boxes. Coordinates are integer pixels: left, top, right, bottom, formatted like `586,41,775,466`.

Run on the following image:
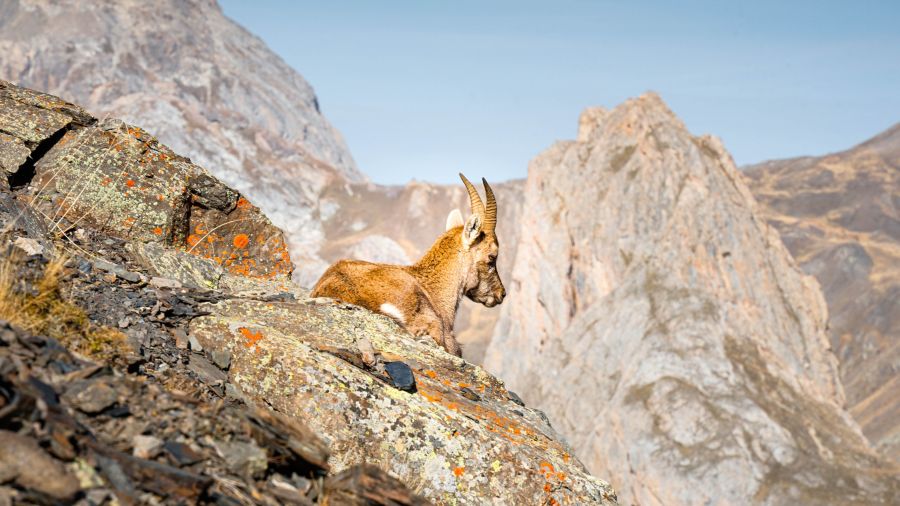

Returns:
1,0,360,283
190,298,616,505
0,79,292,283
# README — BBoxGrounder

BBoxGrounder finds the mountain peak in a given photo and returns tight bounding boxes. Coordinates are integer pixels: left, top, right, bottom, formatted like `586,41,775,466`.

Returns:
576,91,687,148
487,95,897,505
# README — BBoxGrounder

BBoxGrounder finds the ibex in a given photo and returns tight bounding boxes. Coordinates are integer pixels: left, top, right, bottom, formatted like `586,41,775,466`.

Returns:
311,174,505,357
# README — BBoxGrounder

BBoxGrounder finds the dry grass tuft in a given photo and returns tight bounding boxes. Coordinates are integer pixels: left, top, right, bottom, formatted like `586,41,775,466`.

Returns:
0,248,129,362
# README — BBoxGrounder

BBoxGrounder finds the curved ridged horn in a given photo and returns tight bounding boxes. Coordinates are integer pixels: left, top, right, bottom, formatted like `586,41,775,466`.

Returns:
459,173,484,219
482,177,497,233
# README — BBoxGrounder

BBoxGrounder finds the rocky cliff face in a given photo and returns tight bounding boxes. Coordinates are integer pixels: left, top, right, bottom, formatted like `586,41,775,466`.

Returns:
0,0,362,284
744,125,900,462
484,96,899,504
0,80,615,505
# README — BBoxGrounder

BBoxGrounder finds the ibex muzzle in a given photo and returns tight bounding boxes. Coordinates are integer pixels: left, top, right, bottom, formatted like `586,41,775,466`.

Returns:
310,173,505,357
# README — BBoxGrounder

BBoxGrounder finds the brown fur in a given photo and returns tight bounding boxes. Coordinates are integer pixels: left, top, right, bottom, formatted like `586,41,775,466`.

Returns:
311,195,505,357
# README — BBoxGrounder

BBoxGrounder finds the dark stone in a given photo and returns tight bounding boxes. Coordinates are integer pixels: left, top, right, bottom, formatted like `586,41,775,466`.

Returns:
507,390,525,406
188,355,227,385
163,441,205,466
383,362,416,393
460,387,481,402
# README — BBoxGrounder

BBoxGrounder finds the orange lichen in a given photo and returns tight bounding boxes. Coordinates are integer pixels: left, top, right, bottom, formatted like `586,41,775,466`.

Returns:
453,467,465,477
418,387,443,403
126,179,135,187
424,370,437,379
233,234,250,248
152,227,163,235
239,327,264,348
236,197,252,209
186,235,200,247
540,461,555,477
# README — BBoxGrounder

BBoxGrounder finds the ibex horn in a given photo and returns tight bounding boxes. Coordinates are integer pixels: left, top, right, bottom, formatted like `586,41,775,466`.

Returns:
459,173,484,219
482,177,497,233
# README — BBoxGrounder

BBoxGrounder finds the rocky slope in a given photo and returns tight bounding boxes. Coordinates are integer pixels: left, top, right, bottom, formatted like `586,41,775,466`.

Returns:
484,97,899,504
0,80,615,504
744,125,900,461
0,0,362,285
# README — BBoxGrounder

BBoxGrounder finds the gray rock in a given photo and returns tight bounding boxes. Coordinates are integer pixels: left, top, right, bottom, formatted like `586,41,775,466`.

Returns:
188,334,203,352
116,269,142,283
0,431,80,501
132,435,164,459
12,237,43,256
65,379,119,414
188,355,227,385
213,440,268,479
173,328,189,350
149,276,182,289
211,349,231,370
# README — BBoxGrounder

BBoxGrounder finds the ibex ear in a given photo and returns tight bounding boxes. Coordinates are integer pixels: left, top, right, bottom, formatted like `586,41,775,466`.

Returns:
445,209,464,231
462,214,483,249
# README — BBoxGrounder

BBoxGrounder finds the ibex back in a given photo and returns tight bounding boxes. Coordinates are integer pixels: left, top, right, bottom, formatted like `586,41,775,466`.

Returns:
310,174,505,357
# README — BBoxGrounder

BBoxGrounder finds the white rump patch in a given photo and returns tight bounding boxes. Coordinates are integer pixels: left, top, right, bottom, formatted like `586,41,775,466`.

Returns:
379,303,405,324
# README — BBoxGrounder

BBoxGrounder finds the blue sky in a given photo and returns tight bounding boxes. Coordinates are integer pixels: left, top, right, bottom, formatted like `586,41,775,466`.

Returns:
220,1,900,185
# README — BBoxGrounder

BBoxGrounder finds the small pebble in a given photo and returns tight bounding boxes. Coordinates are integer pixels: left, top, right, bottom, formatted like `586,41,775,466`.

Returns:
172,329,189,350
188,334,203,352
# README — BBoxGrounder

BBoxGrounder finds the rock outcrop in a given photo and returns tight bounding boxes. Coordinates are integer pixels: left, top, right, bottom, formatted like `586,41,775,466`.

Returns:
744,124,900,461
0,81,615,505
484,96,899,504
0,0,361,285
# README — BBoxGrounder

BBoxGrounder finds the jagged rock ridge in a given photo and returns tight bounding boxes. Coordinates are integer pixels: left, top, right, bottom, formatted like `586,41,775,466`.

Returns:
484,95,899,504
0,0,361,284
744,124,900,462
0,80,616,505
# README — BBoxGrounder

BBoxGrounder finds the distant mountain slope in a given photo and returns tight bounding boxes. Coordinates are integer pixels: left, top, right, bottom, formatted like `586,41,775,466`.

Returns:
744,123,900,461
484,98,898,505
0,0,361,283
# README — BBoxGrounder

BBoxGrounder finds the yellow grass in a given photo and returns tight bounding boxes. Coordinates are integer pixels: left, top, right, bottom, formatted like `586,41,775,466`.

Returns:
0,248,128,362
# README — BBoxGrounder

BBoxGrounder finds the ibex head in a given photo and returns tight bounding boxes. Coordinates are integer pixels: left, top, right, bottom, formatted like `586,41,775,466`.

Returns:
449,173,506,308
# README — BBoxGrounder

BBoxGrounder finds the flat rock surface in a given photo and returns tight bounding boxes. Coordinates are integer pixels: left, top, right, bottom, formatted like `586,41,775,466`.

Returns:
190,298,615,505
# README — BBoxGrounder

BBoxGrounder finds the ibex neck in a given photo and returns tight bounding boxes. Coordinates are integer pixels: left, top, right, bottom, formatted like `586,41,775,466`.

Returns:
409,227,467,324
